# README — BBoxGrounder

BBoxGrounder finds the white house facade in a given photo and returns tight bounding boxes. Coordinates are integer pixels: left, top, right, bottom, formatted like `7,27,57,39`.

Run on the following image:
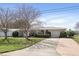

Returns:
30,27,66,38
0,29,20,37
0,27,66,38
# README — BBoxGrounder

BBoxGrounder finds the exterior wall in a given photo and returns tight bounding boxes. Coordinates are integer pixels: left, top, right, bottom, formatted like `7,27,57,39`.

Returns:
0,31,13,37
7,31,13,36
0,32,5,36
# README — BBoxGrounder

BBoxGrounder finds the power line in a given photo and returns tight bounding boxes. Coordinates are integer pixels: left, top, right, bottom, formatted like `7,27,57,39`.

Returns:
40,5,79,14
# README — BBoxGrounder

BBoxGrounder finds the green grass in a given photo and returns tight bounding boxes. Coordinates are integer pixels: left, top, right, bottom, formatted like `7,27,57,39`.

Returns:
73,35,79,43
0,37,45,53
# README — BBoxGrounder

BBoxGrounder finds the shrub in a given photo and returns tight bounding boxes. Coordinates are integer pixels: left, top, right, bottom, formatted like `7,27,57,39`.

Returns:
67,29,75,38
12,31,19,37
34,34,51,38
60,31,67,38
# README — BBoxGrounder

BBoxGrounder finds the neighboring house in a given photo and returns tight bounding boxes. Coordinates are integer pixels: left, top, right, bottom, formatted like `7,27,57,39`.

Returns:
0,27,66,38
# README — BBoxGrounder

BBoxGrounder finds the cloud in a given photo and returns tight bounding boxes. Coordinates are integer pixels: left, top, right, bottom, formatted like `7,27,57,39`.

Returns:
39,18,67,27
39,14,79,29
47,19,66,24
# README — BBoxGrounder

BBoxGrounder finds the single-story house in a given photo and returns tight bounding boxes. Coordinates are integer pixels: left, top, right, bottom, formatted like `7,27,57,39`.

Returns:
30,27,66,37
0,27,66,38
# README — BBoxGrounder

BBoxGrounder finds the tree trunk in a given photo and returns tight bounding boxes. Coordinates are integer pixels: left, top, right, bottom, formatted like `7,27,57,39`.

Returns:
25,32,30,41
3,32,9,43
5,32,7,39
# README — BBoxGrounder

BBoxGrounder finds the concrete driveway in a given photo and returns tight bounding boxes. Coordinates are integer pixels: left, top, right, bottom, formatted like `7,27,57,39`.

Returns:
56,38,79,56
0,38,60,56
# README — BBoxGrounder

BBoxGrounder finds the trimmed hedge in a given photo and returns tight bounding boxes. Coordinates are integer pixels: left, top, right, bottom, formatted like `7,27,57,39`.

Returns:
60,31,67,38
67,30,75,38
12,31,19,37
34,34,51,38
60,29,75,38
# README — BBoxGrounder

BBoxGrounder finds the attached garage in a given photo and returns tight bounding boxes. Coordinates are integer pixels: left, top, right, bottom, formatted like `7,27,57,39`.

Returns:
50,31,60,38
49,29,66,38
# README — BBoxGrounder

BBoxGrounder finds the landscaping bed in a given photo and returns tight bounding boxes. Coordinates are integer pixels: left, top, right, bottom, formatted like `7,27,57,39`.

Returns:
0,37,45,53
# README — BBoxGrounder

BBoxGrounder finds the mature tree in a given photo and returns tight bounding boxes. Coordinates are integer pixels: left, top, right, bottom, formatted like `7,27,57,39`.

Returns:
15,5,41,40
67,29,75,38
0,8,14,42
75,22,79,29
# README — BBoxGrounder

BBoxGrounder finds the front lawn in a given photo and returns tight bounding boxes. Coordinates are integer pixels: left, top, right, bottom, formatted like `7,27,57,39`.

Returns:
73,35,79,43
0,37,45,53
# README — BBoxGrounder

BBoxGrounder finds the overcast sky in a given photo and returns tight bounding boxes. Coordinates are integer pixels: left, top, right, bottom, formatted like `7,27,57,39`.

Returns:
0,3,79,29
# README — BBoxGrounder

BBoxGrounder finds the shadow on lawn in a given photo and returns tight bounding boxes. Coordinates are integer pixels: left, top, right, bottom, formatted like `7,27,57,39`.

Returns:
0,38,44,45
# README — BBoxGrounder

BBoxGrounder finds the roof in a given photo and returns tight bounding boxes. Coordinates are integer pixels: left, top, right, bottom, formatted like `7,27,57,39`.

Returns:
30,27,66,30
0,27,66,31
8,29,20,31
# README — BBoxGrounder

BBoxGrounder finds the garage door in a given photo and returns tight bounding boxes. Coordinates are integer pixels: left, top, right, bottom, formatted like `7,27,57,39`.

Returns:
51,31,60,38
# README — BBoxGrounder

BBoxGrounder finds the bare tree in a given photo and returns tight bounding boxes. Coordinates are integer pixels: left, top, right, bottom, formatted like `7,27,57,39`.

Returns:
15,5,40,40
0,8,14,42
31,20,44,28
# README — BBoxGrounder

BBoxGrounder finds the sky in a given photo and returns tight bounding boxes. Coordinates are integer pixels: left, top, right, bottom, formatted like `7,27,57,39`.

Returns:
0,3,79,30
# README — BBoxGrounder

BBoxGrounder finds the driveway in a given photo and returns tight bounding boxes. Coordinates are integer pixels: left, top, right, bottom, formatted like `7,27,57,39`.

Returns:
0,38,60,56
56,38,79,56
